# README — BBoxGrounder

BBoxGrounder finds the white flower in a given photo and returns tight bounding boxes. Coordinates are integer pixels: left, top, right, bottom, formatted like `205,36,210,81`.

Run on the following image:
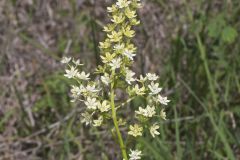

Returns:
132,84,145,95
148,82,162,95
137,75,147,83
61,57,71,64
93,116,103,127
81,112,92,125
146,73,159,81
109,58,121,70
114,43,125,51
72,59,83,66
123,49,136,60
85,84,99,93
70,85,84,99
98,100,111,112
107,5,117,13
135,107,146,116
150,123,160,138
126,69,136,84
157,95,170,105
135,105,156,117
129,149,142,160
101,73,111,85
101,52,114,64
64,66,78,78
128,124,143,137
76,71,90,80
160,109,167,120
125,7,137,19
134,0,142,8
84,97,98,110
116,0,130,8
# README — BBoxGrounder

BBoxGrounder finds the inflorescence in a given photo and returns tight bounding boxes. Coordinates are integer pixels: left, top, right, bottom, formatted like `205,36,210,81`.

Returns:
62,0,170,159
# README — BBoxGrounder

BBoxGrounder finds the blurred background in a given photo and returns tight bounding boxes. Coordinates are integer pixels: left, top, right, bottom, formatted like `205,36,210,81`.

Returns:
0,0,240,159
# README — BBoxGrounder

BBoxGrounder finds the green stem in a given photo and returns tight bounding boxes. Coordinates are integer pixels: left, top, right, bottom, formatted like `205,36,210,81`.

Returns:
196,34,217,107
110,72,128,160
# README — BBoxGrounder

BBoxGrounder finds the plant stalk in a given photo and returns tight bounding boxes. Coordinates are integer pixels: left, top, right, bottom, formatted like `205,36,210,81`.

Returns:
196,34,217,107
110,72,128,160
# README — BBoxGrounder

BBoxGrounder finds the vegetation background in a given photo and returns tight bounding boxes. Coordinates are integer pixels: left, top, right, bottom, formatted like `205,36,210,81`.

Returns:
0,0,239,159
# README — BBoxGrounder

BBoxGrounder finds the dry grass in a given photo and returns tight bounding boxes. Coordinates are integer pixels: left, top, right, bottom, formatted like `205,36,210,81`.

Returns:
0,0,239,159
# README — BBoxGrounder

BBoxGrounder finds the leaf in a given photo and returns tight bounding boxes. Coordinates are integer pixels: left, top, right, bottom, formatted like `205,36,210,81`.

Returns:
221,26,238,43
206,14,226,38
207,21,220,38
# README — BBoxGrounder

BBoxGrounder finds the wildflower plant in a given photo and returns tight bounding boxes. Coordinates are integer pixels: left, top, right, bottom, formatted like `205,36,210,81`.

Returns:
62,0,170,159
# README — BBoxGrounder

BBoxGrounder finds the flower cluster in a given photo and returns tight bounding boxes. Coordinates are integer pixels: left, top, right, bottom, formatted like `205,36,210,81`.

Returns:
62,0,170,159
127,73,170,139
